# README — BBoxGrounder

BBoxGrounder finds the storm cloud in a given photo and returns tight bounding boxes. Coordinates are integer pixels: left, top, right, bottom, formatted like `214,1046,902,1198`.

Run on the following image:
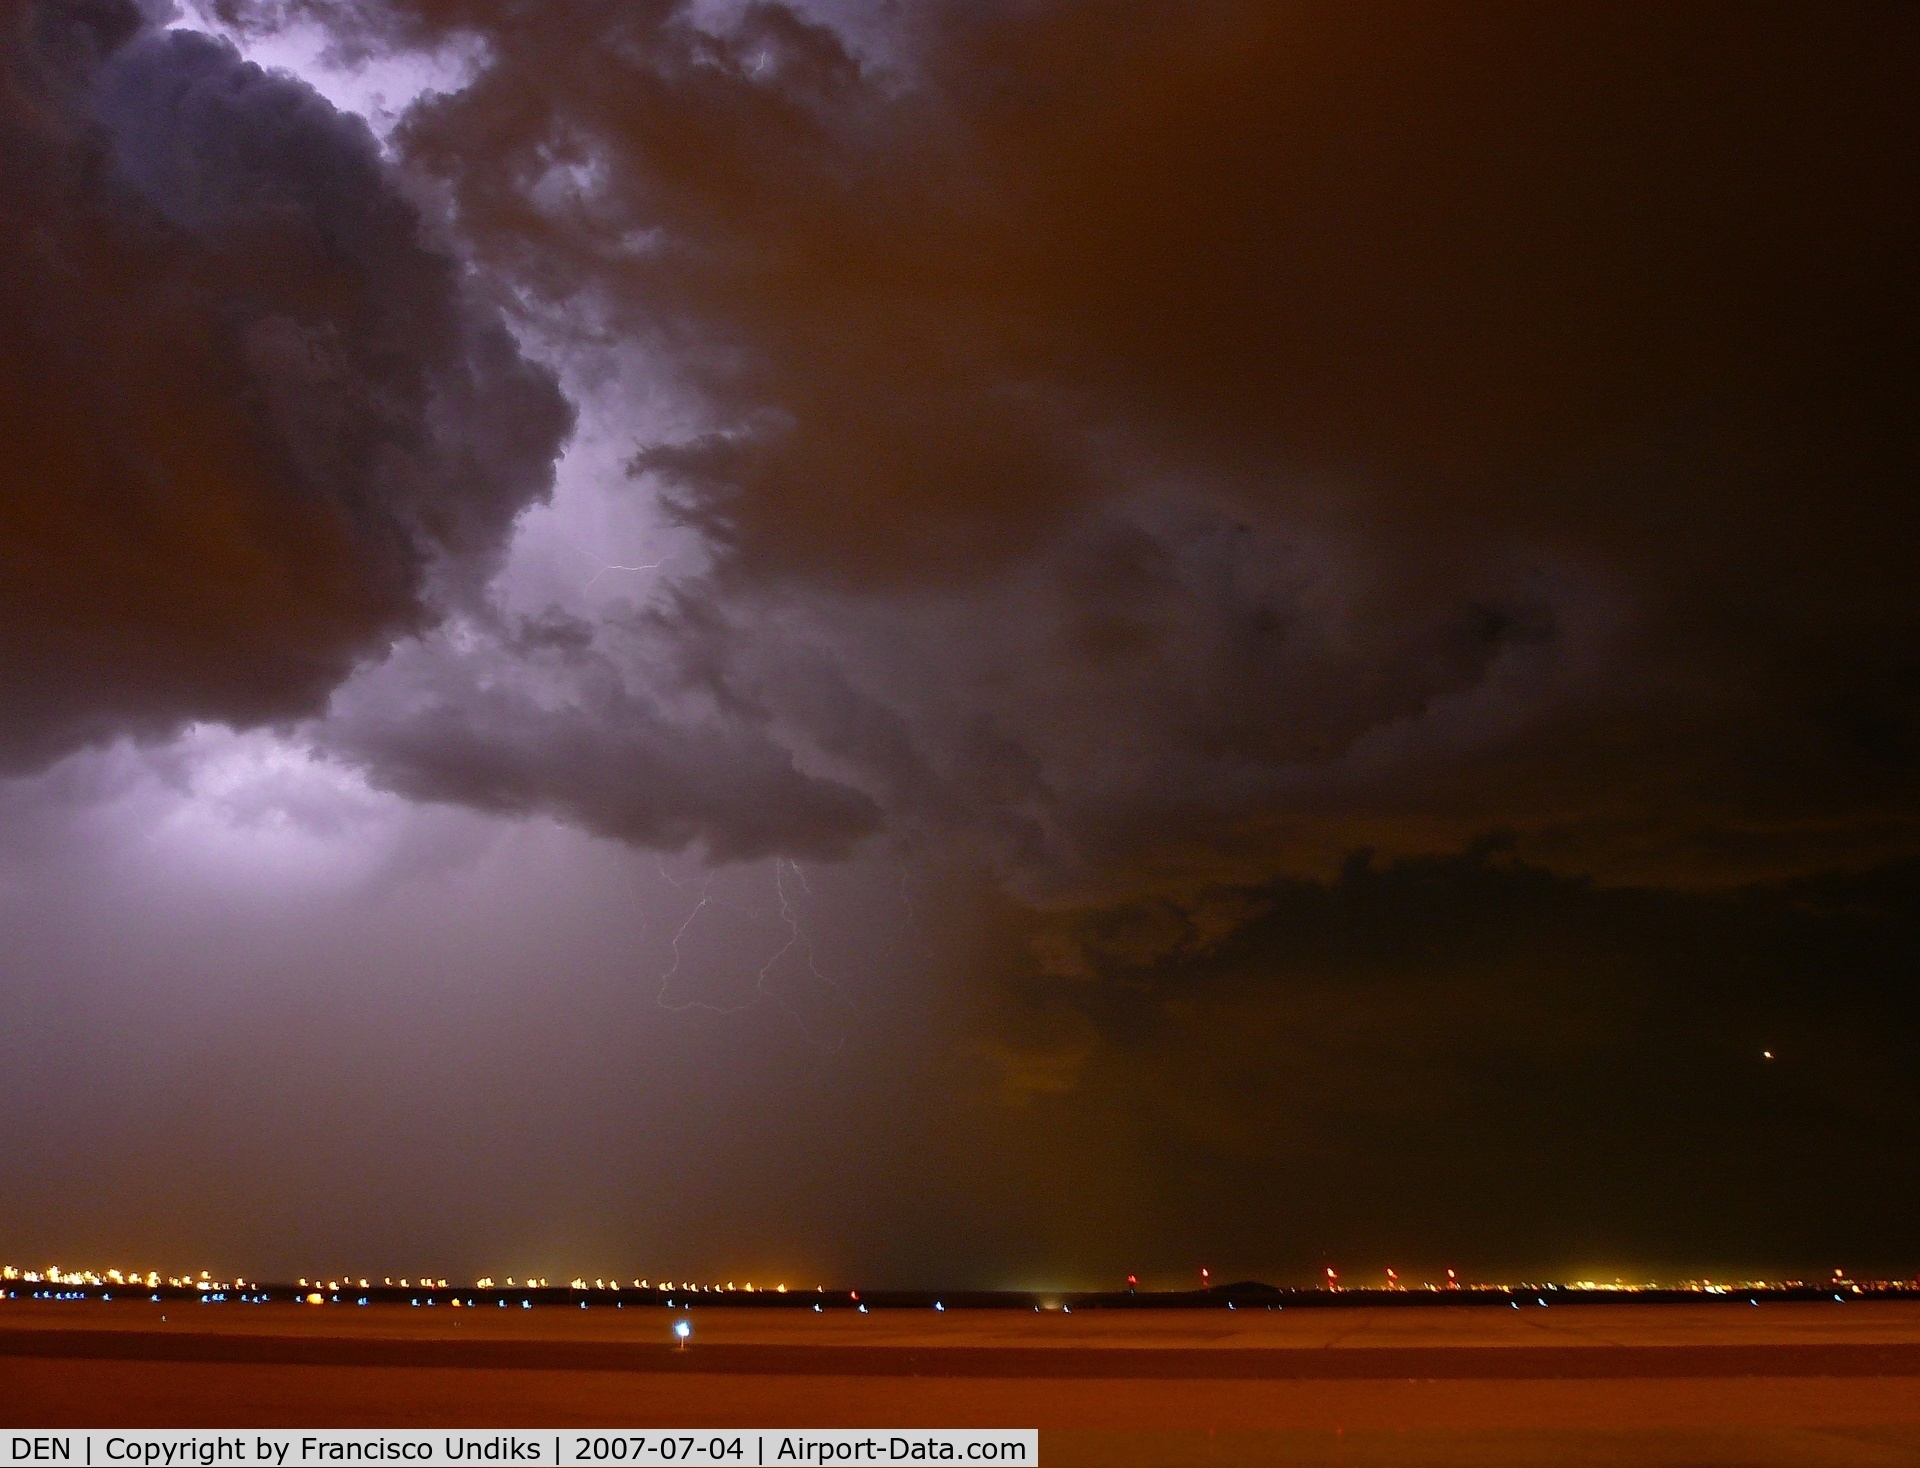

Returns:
0,0,570,771
228,0,1919,897
16,0,1916,890
3,0,1920,1283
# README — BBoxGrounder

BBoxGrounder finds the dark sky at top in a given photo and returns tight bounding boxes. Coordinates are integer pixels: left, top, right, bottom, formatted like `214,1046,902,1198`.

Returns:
1,0,1917,1287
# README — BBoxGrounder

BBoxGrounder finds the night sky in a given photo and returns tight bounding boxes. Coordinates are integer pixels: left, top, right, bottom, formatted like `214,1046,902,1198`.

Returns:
3,0,1918,1289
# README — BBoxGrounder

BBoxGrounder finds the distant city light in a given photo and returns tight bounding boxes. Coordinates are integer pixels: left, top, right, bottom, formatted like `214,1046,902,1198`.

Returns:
6,1261,1916,1309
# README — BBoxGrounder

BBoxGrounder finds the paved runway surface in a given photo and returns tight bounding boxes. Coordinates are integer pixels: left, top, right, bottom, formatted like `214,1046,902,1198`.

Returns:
6,1299,1920,1464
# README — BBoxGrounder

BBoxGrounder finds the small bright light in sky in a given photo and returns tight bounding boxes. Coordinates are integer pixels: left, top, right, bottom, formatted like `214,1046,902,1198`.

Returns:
673,1319,691,1341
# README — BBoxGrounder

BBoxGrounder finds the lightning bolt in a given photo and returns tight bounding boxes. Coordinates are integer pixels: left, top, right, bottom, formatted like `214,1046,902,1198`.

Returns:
583,557,664,590
771,859,861,1020
653,858,857,1047
656,871,727,1012
563,540,668,591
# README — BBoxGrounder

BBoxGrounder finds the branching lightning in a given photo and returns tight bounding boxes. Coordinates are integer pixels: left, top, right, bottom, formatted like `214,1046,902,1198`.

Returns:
653,858,857,1047
565,541,668,591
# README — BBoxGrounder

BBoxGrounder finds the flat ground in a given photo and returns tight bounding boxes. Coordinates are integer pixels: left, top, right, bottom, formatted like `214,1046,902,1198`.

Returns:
5,1298,1920,1465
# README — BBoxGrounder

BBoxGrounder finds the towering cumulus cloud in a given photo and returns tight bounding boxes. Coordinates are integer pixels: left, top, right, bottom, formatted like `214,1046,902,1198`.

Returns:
0,0,570,771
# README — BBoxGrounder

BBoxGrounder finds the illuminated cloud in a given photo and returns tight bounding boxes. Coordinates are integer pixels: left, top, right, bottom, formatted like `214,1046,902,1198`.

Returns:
249,0,1920,892
0,1,570,773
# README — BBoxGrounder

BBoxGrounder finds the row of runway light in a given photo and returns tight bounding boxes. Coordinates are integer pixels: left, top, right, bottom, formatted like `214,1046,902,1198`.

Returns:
0,1266,810,1297
3,1266,234,1290
0,1283,1902,1321
9,1263,1920,1299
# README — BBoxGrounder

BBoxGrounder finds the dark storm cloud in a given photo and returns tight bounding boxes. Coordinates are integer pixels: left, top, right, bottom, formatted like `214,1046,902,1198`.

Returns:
273,0,1918,1278
978,844,1920,1278
324,608,879,859
12,0,1920,1287
257,0,1920,892
0,0,570,771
